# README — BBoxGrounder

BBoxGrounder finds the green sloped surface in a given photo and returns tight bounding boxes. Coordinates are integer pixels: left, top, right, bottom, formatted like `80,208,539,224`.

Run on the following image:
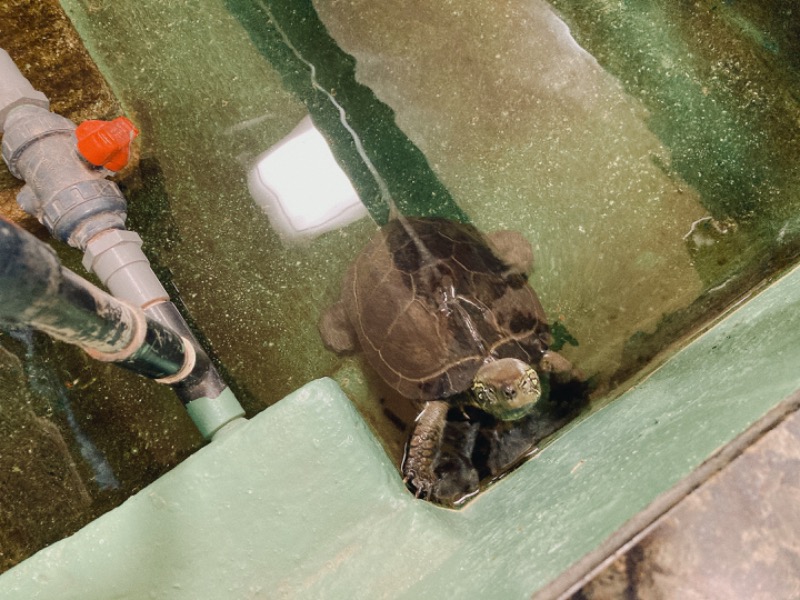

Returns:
2,263,800,599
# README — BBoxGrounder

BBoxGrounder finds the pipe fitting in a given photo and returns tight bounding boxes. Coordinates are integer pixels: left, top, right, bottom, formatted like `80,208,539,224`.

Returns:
0,49,49,133
31,178,127,248
144,301,228,402
82,229,169,307
2,104,128,249
82,229,229,402
1,105,74,178
0,48,247,439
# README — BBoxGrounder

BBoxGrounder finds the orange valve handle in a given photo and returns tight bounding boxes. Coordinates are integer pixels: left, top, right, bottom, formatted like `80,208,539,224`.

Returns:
75,116,139,172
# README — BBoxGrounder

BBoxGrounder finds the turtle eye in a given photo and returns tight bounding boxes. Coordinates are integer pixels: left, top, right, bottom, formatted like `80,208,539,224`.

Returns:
519,369,541,397
473,382,494,405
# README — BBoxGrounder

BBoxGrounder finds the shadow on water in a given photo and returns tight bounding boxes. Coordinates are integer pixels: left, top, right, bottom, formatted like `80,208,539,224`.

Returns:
5,329,119,491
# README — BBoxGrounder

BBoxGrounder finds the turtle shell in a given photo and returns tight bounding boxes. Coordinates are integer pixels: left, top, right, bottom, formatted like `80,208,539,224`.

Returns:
341,217,551,401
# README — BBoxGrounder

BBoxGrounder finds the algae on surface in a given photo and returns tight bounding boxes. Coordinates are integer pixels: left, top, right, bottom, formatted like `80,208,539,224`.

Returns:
2,0,799,567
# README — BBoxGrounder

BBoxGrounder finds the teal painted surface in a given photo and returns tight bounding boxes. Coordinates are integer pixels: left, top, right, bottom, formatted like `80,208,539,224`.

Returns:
2,263,800,599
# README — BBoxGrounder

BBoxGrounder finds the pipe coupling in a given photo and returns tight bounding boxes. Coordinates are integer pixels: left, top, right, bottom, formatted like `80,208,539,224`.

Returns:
30,178,128,247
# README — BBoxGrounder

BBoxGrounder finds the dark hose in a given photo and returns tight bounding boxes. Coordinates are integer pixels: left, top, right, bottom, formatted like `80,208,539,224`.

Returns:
0,217,190,380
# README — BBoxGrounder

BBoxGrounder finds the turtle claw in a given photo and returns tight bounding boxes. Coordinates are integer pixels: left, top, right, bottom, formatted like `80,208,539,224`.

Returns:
541,350,584,383
402,466,436,500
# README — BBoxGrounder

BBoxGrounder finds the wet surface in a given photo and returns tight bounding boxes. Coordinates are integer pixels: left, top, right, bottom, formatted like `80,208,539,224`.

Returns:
1,0,799,571
569,406,800,600
429,376,589,507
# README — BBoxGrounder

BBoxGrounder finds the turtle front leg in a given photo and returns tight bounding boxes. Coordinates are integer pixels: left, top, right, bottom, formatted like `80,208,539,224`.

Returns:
403,400,449,499
541,350,584,383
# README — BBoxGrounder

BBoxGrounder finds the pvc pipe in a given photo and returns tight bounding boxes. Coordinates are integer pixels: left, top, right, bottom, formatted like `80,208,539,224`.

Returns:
83,229,170,308
0,49,48,133
2,104,128,249
0,47,246,439
82,230,232,404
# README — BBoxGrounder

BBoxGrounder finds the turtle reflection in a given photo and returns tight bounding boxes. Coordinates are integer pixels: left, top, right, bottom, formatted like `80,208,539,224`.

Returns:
319,217,585,502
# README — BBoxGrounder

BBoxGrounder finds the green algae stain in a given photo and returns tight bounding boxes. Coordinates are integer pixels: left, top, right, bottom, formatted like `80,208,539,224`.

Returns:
548,0,800,224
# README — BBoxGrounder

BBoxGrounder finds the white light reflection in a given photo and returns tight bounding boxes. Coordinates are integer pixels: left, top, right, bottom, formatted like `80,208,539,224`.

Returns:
247,115,368,241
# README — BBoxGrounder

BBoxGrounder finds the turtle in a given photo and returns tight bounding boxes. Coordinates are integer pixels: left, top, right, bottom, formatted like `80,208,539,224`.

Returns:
319,216,580,497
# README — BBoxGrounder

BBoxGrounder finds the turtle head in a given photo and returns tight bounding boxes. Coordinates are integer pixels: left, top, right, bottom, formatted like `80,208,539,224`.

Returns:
471,358,541,420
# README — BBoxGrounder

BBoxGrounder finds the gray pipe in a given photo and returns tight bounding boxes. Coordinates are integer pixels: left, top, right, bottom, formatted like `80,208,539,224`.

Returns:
0,48,245,439
0,49,48,132
3,104,128,249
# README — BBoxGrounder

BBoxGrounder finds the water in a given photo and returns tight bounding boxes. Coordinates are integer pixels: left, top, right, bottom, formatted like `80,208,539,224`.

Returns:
252,0,395,211
0,0,798,563
8,329,120,490
51,0,796,453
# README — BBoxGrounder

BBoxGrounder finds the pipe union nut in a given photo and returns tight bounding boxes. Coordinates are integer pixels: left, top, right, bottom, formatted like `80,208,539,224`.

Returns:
42,179,128,247
1,106,74,178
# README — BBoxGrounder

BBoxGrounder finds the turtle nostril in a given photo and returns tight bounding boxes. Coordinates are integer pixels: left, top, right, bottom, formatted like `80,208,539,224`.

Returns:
504,386,516,399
